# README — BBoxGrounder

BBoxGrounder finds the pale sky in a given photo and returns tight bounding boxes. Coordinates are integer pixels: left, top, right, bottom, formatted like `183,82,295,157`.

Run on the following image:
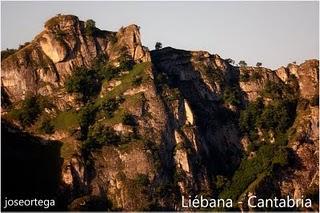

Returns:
1,1,319,69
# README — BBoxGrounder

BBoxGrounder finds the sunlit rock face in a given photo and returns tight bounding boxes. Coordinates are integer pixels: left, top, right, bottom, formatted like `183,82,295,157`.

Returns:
1,15,149,108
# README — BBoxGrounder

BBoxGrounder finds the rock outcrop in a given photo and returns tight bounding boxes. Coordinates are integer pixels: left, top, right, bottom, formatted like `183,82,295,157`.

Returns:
1,15,149,108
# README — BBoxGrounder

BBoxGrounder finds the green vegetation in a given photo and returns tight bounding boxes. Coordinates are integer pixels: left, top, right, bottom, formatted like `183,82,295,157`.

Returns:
134,174,150,186
132,76,143,86
118,56,135,71
40,118,55,134
155,72,168,86
53,110,79,130
155,42,162,50
261,80,284,99
84,19,105,37
125,93,146,108
99,62,149,101
65,66,102,102
239,98,296,141
65,58,147,103
18,42,31,50
220,143,289,202
238,60,247,67
239,70,250,82
215,175,230,192
9,95,52,128
84,19,106,37
55,29,67,41
83,125,121,150
85,19,96,36
223,86,242,106
128,173,154,211
78,103,98,139
251,70,262,81
122,113,136,126
258,101,295,132
1,42,32,61
101,108,126,126
99,97,123,118
77,63,149,150
1,48,17,61
239,69,262,82
221,79,298,204
240,78,298,141
205,67,224,85
262,79,298,101
163,87,181,102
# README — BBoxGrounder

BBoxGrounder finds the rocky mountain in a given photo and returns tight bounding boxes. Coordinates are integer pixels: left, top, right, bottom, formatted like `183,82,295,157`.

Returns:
1,15,318,211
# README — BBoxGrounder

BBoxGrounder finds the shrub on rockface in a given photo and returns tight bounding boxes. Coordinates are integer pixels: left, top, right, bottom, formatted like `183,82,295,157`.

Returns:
40,118,55,134
100,98,122,118
239,98,264,139
220,143,289,202
239,60,247,67
240,70,250,82
261,80,284,99
122,113,137,126
155,42,162,50
258,101,294,133
10,95,52,127
1,48,17,61
65,66,101,102
85,19,97,36
17,96,41,127
224,81,297,203
84,125,121,150
239,97,296,141
223,86,242,106
79,104,98,139
65,56,136,102
135,174,150,186
118,56,135,71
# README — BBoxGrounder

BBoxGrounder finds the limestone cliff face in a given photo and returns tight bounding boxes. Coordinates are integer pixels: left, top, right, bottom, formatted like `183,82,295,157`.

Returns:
277,61,319,199
151,47,242,161
1,15,149,108
279,104,319,200
1,15,319,211
239,66,282,101
239,60,319,102
289,60,319,100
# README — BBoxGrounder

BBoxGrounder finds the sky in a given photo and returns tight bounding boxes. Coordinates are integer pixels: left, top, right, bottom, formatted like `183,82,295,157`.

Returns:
1,1,319,69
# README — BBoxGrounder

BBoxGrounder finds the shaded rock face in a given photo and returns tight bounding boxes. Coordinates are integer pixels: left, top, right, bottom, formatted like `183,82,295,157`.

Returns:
239,67,282,101
292,60,319,99
275,60,319,100
151,48,242,174
238,105,319,212
1,15,319,211
1,15,149,108
279,104,319,200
